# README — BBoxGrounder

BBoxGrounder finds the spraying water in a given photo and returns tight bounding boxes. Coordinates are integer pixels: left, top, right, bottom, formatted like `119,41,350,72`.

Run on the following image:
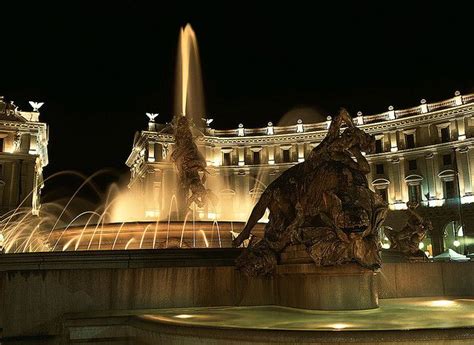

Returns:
175,24,205,124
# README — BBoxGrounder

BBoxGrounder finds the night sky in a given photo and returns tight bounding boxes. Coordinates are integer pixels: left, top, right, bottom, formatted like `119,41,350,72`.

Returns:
1,3,473,196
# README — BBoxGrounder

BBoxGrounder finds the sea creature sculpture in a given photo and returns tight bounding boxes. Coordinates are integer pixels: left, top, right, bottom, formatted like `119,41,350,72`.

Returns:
233,108,388,276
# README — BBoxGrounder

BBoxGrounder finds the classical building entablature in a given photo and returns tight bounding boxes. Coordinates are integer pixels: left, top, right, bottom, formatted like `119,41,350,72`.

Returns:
405,174,423,185
372,178,390,189
438,169,456,182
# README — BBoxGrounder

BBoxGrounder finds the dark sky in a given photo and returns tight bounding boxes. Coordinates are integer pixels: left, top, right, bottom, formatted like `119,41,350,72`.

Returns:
1,2,473,194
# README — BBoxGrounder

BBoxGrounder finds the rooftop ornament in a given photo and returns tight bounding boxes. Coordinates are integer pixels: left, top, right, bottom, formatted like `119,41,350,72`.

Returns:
28,101,44,112
237,123,245,136
146,113,159,131
420,99,428,113
266,122,274,135
387,105,396,120
202,118,214,127
296,119,304,133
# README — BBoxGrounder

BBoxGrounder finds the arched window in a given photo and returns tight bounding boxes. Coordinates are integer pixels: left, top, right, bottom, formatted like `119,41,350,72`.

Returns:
438,169,457,200
405,174,423,203
372,178,390,203
442,221,465,254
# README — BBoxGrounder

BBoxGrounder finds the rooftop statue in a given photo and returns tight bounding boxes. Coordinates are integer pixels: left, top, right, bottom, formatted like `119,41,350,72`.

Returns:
384,201,431,259
171,115,216,213
233,109,388,276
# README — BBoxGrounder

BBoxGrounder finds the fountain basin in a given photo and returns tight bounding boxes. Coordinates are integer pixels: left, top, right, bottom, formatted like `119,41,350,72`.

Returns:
1,250,474,343
63,297,474,344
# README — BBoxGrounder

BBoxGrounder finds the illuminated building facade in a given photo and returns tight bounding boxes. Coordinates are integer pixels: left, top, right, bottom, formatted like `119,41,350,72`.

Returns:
127,92,474,256
0,97,49,215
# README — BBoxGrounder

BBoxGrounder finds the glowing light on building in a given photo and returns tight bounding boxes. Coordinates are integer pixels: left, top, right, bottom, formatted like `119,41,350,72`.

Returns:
453,240,461,247
461,195,474,204
428,199,445,207
145,210,161,218
391,202,408,210
174,314,194,319
418,242,424,249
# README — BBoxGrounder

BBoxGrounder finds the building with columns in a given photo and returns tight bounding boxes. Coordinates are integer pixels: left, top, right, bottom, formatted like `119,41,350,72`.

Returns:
127,91,474,256
0,97,49,216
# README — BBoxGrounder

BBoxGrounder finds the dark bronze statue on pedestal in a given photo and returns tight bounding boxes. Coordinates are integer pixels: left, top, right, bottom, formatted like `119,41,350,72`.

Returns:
384,201,432,260
233,109,388,276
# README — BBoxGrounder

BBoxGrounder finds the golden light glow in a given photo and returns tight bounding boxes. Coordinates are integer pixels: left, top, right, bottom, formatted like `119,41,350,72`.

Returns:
174,314,194,319
175,24,205,121
200,230,209,248
329,323,350,330
429,300,455,307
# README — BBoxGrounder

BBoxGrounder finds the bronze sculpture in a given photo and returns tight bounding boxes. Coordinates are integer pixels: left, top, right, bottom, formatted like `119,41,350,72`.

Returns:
233,109,388,276
384,201,431,259
171,115,216,213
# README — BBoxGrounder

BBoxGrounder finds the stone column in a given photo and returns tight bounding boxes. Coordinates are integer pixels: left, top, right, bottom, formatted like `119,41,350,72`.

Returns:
420,124,431,146
238,147,245,166
147,142,155,162
457,146,471,196
297,143,305,162
456,118,467,141
398,157,407,202
424,152,438,202
389,131,398,152
267,145,275,165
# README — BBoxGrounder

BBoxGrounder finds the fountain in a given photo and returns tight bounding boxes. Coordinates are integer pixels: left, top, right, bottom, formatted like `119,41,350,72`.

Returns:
0,24,474,345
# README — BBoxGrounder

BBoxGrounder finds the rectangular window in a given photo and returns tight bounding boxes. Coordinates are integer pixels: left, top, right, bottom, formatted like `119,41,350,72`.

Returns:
282,149,291,163
443,154,452,166
408,184,421,203
0,138,3,152
441,127,450,143
408,159,417,171
377,188,388,202
375,163,384,175
444,180,456,199
375,139,383,153
405,133,415,149
253,151,260,165
223,152,231,166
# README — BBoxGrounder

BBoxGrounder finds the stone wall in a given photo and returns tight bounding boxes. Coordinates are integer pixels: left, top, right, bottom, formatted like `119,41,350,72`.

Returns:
0,250,473,338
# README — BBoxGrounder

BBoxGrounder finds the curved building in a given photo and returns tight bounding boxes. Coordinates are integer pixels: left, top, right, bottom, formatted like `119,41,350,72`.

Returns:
127,91,474,256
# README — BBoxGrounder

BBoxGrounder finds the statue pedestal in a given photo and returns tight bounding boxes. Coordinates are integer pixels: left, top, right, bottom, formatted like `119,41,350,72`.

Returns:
276,245,379,310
